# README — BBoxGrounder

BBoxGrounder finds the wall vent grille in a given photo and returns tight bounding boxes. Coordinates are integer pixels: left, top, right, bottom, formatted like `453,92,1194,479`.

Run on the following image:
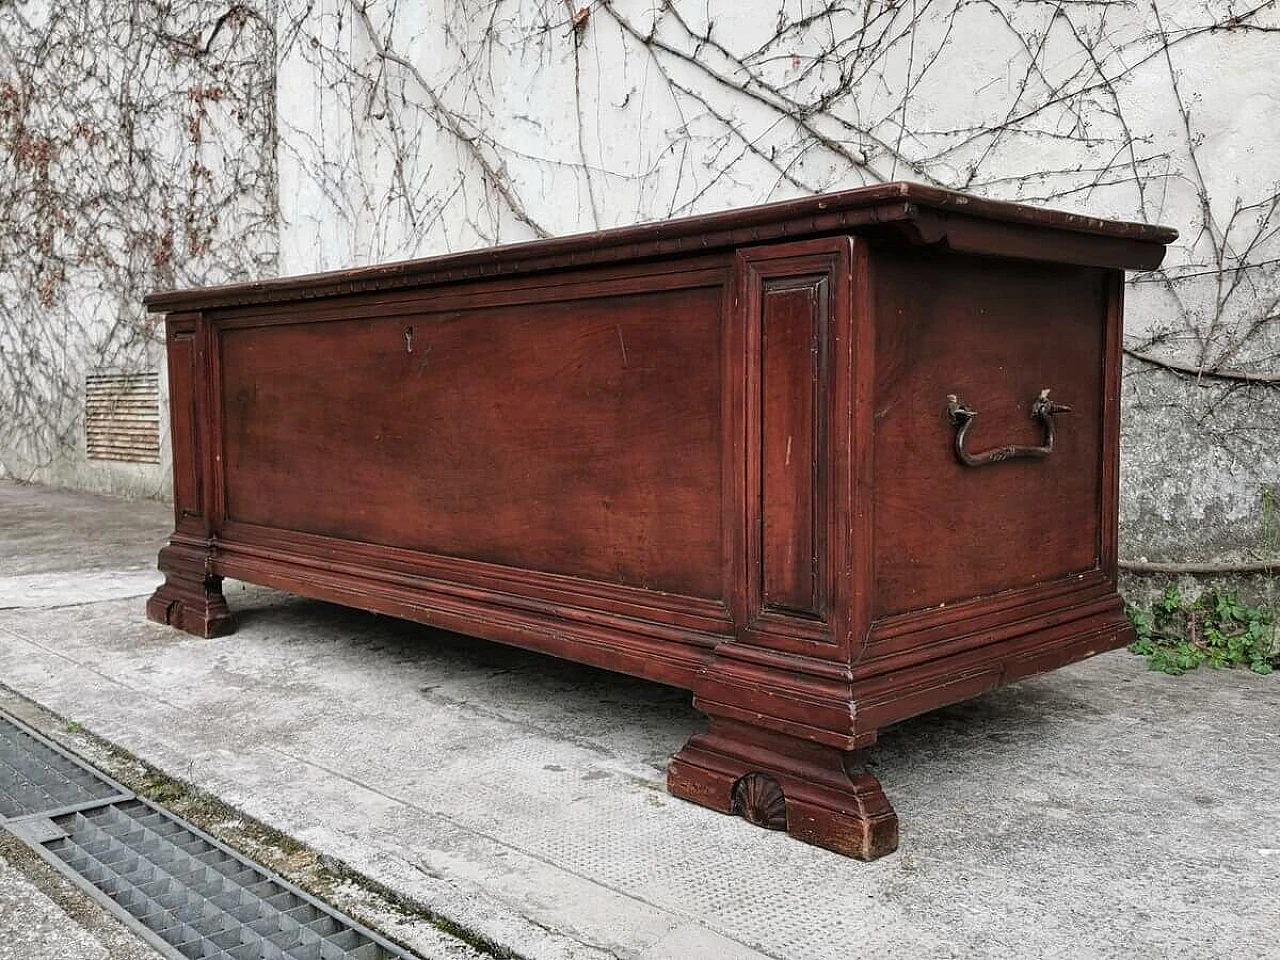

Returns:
85,372,161,463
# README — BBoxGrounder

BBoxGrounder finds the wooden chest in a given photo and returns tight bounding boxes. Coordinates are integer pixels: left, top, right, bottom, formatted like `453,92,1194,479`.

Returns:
146,183,1175,859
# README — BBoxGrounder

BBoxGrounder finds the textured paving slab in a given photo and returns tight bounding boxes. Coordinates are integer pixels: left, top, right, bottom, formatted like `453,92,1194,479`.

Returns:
2,479,1279,960
0,571,162,610
0,483,170,578
0,852,114,960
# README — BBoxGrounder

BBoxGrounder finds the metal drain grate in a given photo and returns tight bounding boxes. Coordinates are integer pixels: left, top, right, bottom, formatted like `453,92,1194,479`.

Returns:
47,800,400,959
0,712,418,960
0,715,130,819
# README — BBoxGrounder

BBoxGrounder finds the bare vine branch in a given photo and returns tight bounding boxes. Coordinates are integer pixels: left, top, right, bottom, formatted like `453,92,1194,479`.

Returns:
3,0,1277,573
0,0,276,484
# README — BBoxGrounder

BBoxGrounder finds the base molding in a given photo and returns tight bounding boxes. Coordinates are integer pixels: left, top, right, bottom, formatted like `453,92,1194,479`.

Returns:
144,532,1130,860
668,718,899,860
145,541,232,639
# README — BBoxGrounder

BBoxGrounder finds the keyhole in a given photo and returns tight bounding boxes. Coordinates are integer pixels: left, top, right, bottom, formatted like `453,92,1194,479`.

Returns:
404,325,414,353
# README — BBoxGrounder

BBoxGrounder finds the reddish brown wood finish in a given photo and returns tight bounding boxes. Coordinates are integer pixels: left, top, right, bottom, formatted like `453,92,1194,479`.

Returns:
145,183,1174,859
871,250,1107,617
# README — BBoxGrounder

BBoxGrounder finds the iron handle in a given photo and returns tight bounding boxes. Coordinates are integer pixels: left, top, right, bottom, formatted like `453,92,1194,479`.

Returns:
945,388,1071,467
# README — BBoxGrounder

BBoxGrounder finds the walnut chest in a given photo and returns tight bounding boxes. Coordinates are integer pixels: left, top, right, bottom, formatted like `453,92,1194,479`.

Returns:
146,183,1175,858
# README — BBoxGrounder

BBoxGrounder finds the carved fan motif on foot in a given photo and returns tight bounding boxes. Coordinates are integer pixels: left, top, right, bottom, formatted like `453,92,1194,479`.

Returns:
731,773,787,831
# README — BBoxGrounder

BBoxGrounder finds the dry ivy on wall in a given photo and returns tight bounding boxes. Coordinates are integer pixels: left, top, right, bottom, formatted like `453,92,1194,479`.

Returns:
276,0,1280,567
0,0,276,489
1,0,1276,568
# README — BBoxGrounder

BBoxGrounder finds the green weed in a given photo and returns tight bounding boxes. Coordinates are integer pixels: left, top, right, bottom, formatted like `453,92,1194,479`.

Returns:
1127,585,1277,676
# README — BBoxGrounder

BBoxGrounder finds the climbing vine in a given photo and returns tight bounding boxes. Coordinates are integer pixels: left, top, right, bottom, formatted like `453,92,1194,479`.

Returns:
273,0,1279,566
1,0,1276,569
0,0,276,489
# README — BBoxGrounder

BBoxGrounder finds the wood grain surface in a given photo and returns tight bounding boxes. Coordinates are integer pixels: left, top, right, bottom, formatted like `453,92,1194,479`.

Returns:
146,183,1174,859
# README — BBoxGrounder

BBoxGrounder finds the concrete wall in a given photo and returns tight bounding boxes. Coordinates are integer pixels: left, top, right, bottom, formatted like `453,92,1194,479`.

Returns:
3,0,1276,571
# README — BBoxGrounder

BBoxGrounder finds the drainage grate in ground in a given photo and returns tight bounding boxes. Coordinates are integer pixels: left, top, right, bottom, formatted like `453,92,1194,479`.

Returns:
0,714,130,820
45,800,402,959
0,711,418,960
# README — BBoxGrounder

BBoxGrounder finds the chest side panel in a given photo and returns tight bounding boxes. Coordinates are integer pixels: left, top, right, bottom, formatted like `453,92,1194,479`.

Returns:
218,280,726,600
871,247,1108,619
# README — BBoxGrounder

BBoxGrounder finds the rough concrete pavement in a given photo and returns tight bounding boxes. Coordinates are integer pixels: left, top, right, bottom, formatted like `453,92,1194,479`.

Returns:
0,834,161,960
1,480,1277,960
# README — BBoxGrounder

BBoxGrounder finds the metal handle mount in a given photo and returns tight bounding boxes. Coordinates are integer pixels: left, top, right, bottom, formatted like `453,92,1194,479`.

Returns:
945,388,1071,467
